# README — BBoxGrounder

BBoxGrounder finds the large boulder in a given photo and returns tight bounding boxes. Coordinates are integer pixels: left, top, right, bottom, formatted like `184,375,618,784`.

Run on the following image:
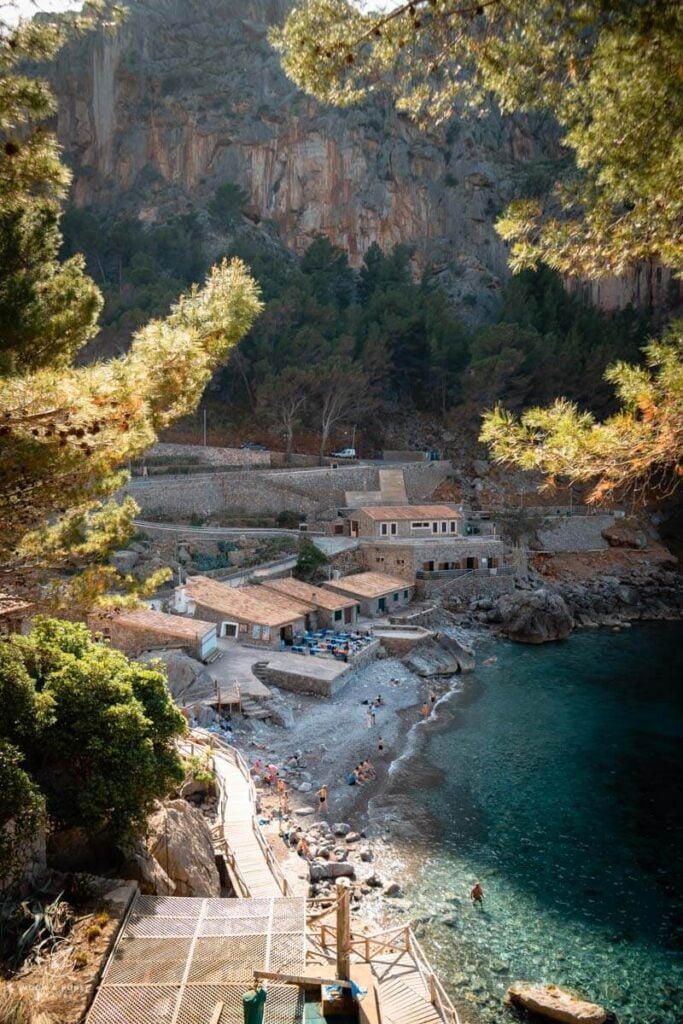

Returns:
147,799,221,897
121,846,176,896
496,589,573,644
601,521,647,549
137,649,214,702
309,861,355,882
507,983,607,1024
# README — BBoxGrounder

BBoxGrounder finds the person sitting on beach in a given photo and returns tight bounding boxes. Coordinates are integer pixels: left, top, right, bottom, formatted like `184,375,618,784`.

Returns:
375,695,385,707
362,759,376,780
377,735,385,753
429,689,437,704
251,758,262,777
421,702,430,720
470,882,484,905
296,837,311,861
317,784,328,815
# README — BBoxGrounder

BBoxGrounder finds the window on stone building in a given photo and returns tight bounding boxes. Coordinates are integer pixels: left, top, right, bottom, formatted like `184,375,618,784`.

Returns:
334,610,343,621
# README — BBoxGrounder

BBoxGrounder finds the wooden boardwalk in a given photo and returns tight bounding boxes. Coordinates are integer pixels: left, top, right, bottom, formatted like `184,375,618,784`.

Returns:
209,742,284,899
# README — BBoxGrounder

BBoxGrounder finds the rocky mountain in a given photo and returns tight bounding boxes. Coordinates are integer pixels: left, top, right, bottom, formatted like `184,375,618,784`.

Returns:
48,0,673,319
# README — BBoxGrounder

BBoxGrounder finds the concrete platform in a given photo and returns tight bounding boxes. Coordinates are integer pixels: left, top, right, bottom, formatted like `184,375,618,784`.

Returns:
257,650,354,697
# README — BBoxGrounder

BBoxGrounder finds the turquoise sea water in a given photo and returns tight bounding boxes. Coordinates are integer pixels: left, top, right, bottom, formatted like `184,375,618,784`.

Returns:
398,624,683,1024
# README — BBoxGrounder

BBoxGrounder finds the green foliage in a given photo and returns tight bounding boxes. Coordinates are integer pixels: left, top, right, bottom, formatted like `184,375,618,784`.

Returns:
0,9,262,607
207,182,249,229
294,537,329,581
464,266,647,414
0,619,186,857
481,321,683,504
276,510,302,529
0,741,45,893
273,1,683,277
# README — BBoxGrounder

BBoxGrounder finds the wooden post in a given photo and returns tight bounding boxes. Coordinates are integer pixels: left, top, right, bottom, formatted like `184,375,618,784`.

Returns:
404,925,411,952
215,681,222,719
429,972,437,1004
336,878,350,980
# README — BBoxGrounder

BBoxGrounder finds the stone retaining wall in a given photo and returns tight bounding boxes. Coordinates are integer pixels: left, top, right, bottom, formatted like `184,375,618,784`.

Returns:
420,573,516,601
125,462,452,520
537,515,614,552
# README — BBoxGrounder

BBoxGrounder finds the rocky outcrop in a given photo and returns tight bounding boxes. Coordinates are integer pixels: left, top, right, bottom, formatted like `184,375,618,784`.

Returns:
495,589,573,644
433,632,476,671
138,649,215,702
124,799,221,897
148,799,220,896
46,0,567,322
601,521,648,549
507,982,607,1024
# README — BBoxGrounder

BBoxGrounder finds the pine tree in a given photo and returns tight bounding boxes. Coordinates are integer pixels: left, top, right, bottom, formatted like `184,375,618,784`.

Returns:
0,6,262,605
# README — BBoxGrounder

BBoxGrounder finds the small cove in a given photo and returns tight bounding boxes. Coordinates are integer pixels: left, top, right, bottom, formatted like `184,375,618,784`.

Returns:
379,623,683,1024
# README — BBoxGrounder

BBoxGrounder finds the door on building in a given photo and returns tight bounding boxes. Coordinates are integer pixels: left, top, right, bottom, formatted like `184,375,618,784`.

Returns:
378,597,387,613
466,557,478,570
350,520,359,537
423,560,435,573
280,625,294,646
344,606,353,624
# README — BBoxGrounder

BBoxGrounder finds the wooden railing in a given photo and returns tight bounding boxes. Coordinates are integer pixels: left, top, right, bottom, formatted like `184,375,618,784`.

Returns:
186,730,291,897
313,920,460,1024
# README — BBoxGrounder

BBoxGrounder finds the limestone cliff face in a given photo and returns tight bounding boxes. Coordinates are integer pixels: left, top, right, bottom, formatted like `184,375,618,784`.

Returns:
49,0,665,317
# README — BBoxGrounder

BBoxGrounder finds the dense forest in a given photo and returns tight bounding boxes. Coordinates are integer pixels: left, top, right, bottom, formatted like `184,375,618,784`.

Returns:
62,200,650,452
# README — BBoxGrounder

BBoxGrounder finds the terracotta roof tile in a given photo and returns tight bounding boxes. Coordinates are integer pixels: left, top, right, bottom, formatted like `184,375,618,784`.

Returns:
323,572,411,599
349,504,462,521
89,608,215,640
260,577,358,611
183,577,312,627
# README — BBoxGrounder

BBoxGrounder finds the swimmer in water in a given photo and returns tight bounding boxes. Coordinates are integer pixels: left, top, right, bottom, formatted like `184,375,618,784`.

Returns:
470,882,484,905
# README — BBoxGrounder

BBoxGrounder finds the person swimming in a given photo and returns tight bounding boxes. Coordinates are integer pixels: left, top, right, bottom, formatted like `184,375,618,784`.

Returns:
470,882,484,905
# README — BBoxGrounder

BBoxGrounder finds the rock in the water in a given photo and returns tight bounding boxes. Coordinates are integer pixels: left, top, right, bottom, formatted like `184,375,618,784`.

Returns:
496,589,573,644
507,983,607,1024
147,799,221,897
384,882,403,897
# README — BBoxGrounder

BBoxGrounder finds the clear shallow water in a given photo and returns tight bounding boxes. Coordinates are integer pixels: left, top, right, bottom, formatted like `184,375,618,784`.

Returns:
398,624,683,1024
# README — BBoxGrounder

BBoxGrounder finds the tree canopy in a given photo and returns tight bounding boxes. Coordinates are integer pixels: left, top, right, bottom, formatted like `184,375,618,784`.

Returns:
0,618,186,883
0,6,262,605
481,321,683,504
273,1,683,278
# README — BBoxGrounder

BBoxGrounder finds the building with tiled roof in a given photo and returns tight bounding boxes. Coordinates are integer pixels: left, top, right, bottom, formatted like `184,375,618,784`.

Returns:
88,608,218,660
260,577,359,628
323,572,414,617
175,577,314,646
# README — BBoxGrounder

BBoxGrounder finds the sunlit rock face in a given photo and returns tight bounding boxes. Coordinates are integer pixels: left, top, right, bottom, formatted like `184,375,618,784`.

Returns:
49,0,673,319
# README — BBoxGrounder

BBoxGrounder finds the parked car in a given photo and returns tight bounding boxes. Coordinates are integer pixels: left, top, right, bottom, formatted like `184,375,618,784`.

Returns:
331,447,357,459
240,441,268,451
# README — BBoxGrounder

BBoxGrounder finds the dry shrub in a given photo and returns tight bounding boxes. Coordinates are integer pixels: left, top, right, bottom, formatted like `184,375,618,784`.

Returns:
0,987,32,1024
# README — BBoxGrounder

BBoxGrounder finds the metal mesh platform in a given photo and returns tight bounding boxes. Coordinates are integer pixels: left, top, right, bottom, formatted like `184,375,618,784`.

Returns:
88,894,306,1024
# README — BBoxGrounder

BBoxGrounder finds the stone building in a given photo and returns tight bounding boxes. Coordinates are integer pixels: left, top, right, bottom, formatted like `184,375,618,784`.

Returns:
346,504,464,540
89,608,218,660
362,536,508,582
0,593,33,636
324,572,414,617
259,577,359,629
176,576,313,647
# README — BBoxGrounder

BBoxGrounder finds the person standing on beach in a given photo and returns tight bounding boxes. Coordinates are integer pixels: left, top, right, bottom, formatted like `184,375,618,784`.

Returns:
316,784,328,816
370,705,376,726
421,702,430,720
